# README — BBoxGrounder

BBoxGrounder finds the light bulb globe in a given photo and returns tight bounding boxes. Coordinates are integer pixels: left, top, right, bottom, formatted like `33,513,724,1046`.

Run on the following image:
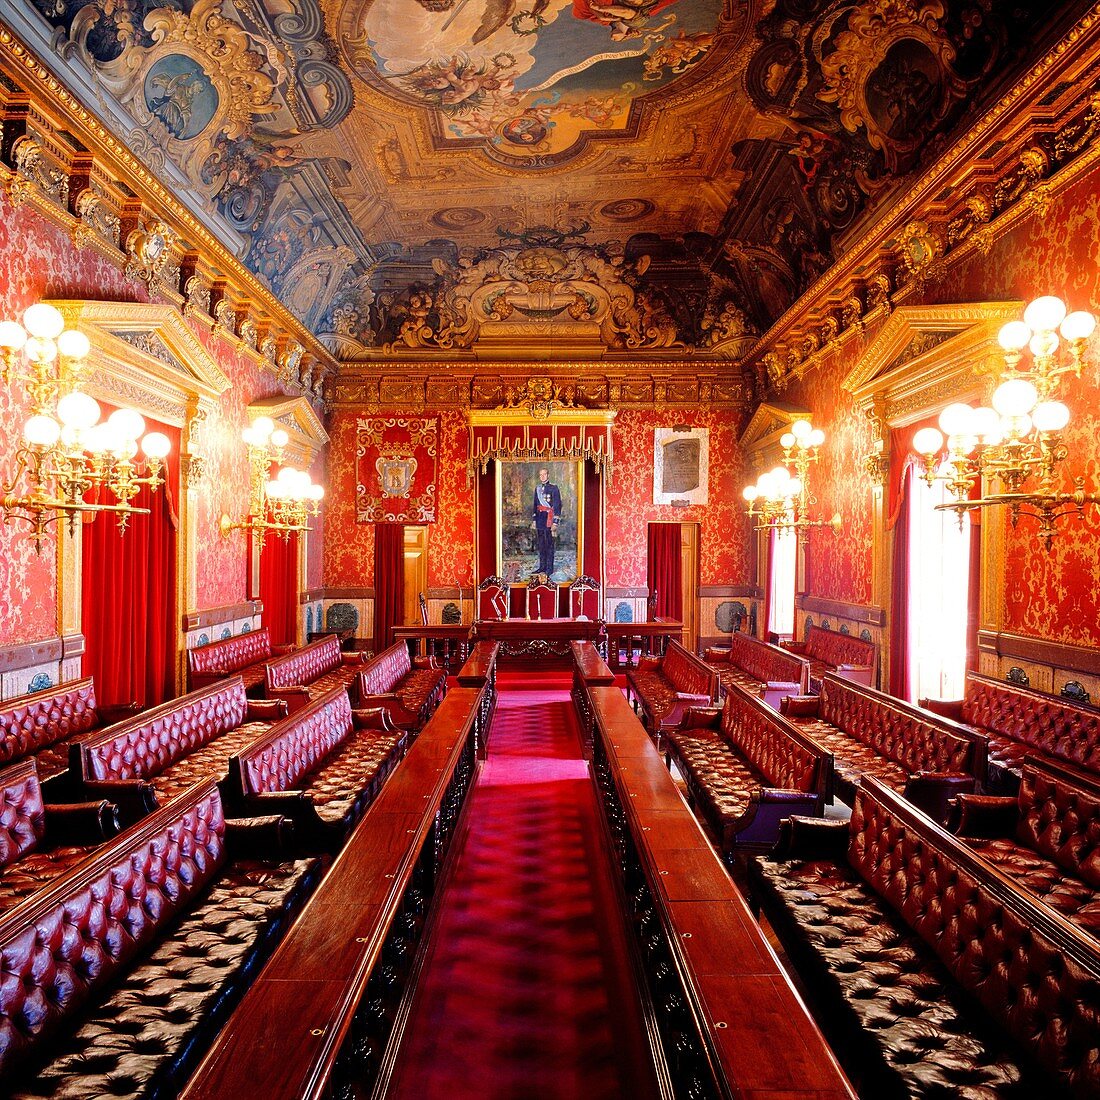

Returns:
84,424,113,454
23,414,61,447
743,485,759,502
277,466,296,484
270,428,289,448
1060,310,1096,342
912,427,944,455
997,320,1031,351
22,303,64,340
308,484,324,502
141,431,171,459
24,336,57,364
1032,401,1070,433
0,321,27,351
57,329,91,359
970,407,1000,441
107,408,146,441
808,428,825,447
992,378,1039,417
251,416,275,440
790,419,812,440
938,403,975,437
56,391,101,431
780,432,795,449
1029,330,1059,358
769,464,791,483
1023,295,1067,332
787,477,803,497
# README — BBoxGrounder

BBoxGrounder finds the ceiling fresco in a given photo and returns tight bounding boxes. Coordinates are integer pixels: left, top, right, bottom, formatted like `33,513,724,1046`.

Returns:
18,0,1077,356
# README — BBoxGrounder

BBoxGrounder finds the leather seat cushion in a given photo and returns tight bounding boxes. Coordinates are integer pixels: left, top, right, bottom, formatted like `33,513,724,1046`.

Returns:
29,741,80,782
304,667,361,698
152,721,273,804
785,719,909,799
628,670,678,723
10,856,321,1100
751,857,1029,1096
0,845,98,912
966,837,1100,935
303,733,407,827
395,669,446,716
667,732,754,834
715,667,765,696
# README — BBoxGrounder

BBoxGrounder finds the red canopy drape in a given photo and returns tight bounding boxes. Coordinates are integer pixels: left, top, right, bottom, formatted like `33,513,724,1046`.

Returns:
82,413,180,709
646,523,682,621
374,523,405,653
260,528,299,648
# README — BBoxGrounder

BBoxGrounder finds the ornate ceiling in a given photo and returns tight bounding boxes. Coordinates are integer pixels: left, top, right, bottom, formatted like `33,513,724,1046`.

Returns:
16,0,1084,356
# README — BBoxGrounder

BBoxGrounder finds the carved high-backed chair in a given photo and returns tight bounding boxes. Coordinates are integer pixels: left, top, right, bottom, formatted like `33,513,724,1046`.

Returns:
477,576,509,621
526,575,557,621
569,575,601,620
418,592,429,626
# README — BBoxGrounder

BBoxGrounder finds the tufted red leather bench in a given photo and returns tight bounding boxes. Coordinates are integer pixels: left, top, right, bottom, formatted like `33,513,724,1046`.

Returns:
703,631,810,705
922,671,1100,792
782,625,877,691
750,776,1100,1098
665,682,832,860
187,626,294,694
779,674,986,824
625,640,718,744
355,641,447,731
225,687,407,850
0,677,140,784
952,757,1100,938
0,777,320,1100
69,676,288,825
0,758,118,912
264,635,369,712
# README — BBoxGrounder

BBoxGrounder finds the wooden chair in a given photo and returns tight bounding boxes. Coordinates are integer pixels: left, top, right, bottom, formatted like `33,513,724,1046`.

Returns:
526,575,557,620
418,592,429,626
569,575,601,620
476,576,509,621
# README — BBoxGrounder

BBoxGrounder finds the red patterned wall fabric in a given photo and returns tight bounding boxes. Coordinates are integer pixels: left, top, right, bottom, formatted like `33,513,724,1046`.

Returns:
604,408,751,588
355,417,439,524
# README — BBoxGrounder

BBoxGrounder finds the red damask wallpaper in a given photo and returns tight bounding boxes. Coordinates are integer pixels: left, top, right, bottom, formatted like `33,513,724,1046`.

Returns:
604,408,750,589
324,408,476,588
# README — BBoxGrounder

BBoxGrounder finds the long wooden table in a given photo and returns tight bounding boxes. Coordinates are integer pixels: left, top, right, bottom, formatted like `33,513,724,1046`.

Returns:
180,660,494,1100
580,650,856,1100
470,615,603,662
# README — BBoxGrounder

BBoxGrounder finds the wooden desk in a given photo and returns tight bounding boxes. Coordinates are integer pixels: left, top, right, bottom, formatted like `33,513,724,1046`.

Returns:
470,616,604,663
604,618,682,669
392,623,472,671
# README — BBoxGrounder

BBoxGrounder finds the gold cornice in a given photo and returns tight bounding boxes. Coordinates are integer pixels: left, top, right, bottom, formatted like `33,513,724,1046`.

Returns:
744,2,1100,386
0,19,337,379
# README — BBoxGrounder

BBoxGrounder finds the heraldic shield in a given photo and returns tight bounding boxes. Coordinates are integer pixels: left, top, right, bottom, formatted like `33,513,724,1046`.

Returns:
377,454,418,497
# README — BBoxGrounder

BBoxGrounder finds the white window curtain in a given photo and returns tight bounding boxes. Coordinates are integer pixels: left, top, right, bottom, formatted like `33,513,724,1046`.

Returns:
907,475,971,703
768,530,797,638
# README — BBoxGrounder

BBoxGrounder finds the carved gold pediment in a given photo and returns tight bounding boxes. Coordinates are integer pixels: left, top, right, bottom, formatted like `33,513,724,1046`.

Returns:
247,395,329,466
738,400,812,461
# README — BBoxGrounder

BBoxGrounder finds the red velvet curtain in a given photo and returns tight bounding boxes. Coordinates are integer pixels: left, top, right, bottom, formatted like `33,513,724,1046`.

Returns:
81,414,180,709
374,523,405,653
646,523,682,621
260,529,299,648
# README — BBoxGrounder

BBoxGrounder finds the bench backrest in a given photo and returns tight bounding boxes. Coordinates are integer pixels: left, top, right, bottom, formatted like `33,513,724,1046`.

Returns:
661,641,717,699
186,627,272,679
0,758,45,869
75,677,249,782
264,636,342,692
721,685,829,798
232,687,353,797
804,625,877,670
1016,760,1100,890
358,641,413,697
527,579,556,620
819,674,978,775
962,672,1100,774
0,779,225,1077
849,777,1100,1094
0,678,100,768
727,633,809,690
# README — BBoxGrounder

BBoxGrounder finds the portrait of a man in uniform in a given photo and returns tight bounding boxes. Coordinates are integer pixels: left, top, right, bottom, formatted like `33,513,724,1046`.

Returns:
530,466,562,576
497,460,582,584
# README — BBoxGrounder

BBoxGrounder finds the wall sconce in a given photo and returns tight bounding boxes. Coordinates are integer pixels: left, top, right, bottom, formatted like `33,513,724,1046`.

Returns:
220,415,323,549
911,295,1097,547
743,418,842,544
0,302,170,552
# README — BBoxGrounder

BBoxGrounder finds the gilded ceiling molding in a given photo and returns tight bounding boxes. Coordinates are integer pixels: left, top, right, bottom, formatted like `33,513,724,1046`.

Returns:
0,21,338,392
744,4,1100,392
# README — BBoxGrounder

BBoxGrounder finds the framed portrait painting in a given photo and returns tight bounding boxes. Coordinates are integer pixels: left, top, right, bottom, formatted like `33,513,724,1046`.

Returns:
496,459,584,585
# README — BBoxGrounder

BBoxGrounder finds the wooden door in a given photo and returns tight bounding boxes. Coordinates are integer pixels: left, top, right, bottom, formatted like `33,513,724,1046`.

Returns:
403,526,429,626
680,523,699,652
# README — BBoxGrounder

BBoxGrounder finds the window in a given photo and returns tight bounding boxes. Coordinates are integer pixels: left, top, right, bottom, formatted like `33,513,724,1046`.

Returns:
907,473,971,702
768,530,797,638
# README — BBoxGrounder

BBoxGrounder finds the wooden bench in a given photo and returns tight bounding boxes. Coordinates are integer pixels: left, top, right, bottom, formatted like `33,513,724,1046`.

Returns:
779,674,986,824
264,635,369,712
703,630,810,704
355,640,447,732
69,676,288,825
952,756,1100,939
749,776,1100,1097
179,678,493,1100
922,671,1100,792
224,687,408,850
624,639,718,744
187,626,294,694
585,683,856,1099
456,640,500,753
570,640,616,755
665,682,832,860
0,757,118,912
0,677,140,785
0,779,320,1100
783,624,877,691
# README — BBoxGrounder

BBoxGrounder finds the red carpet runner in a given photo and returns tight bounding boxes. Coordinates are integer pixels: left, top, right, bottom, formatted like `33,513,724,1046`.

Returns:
385,674,661,1099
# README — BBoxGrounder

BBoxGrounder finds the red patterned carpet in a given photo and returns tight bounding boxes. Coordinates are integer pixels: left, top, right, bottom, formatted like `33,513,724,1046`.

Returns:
385,674,661,1099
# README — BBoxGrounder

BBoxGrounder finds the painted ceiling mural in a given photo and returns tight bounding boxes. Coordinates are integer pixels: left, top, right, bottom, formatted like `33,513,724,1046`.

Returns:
22,0,1069,353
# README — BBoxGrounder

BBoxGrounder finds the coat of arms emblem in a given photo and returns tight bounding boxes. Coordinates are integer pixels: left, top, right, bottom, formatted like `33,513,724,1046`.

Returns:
376,453,417,497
